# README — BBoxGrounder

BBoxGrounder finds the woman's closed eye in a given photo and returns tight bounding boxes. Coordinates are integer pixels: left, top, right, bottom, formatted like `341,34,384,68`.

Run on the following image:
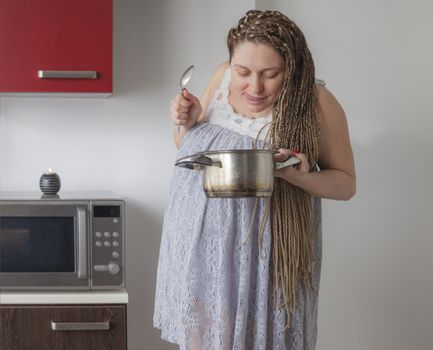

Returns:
263,70,281,79
236,69,250,77
236,69,281,79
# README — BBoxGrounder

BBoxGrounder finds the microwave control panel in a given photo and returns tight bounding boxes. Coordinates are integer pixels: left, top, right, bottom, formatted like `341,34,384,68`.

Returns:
90,201,125,288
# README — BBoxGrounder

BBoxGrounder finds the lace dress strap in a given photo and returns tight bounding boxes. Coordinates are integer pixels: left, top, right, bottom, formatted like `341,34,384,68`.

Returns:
212,67,231,104
315,78,326,86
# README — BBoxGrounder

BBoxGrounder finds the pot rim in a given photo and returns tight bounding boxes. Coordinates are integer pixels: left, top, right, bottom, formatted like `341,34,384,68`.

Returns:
197,149,274,156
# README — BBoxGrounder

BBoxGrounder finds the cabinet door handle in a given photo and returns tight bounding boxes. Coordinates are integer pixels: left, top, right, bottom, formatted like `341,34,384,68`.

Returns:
38,70,98,79
50,321,110,331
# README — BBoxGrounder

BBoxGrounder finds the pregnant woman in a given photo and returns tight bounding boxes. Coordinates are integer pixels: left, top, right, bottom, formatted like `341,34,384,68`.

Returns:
154,10,356,350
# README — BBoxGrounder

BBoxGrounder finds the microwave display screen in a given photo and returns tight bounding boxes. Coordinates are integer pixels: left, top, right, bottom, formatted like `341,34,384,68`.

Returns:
0,217,75,273
93,205,120,218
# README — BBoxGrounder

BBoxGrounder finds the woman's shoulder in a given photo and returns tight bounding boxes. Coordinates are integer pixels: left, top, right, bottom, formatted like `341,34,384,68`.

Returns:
198,62,230,122
204,62,230,98
214,62,230,78
316,84,347,125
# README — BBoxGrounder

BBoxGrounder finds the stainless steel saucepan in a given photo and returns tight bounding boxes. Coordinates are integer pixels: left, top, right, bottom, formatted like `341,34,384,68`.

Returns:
175,149,300,198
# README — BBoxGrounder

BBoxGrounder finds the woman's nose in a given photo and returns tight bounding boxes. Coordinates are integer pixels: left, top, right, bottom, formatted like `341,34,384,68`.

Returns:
250,76,264,93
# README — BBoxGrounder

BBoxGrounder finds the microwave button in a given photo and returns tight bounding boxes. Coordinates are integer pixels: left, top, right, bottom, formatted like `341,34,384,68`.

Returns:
95,241,102,247
112,231,119,238
94,265,108,272
112,251,119,258
113,218,119,224
104,231,111,238
112,241,119,248
108,261,121,275
104,241,111,247
95,231,102,238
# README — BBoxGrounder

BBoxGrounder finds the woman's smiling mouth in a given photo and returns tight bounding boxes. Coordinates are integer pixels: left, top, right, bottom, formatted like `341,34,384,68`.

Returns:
243,93,266,104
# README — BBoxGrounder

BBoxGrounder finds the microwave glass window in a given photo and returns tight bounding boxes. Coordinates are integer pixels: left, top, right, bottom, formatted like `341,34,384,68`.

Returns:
0,217,75,273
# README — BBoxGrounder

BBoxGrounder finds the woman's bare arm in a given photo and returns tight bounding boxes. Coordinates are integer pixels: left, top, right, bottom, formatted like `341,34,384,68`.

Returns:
274,86,356,200
172,62,229,148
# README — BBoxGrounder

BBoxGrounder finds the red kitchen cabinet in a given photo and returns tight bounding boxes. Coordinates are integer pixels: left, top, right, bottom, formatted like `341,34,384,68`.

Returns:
0,0,112,95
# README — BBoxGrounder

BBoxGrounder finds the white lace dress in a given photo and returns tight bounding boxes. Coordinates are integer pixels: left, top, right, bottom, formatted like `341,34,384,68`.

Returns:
154,68,323,350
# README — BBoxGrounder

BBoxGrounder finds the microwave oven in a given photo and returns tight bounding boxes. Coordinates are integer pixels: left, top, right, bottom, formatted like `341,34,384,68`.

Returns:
0,191,125,290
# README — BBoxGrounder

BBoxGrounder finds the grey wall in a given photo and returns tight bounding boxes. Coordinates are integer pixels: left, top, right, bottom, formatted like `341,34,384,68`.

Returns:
1,0,432,349
0,1,253,349
256,1,433,350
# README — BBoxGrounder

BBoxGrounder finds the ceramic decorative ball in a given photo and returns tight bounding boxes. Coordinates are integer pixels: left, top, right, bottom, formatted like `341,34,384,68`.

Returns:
39,169,61,195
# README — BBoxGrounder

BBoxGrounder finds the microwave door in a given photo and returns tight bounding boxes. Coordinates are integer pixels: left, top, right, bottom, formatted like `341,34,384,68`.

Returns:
0,203,90,289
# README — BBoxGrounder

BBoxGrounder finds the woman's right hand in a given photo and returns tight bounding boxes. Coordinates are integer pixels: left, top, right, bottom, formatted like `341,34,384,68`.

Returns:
169,88,202,131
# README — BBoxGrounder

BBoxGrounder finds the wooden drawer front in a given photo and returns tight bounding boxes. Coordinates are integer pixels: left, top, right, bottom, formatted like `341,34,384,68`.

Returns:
0,304,126,350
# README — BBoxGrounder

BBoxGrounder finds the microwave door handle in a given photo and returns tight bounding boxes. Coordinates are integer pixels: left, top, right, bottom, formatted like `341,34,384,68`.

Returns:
77,208,87,279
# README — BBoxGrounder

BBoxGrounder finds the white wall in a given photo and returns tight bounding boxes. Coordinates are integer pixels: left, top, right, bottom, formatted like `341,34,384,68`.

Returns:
0,1,253,349
256,1,433,350
1,0,432,349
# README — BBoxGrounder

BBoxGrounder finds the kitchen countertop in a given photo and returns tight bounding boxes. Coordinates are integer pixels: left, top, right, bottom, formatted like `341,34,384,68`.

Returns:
0,289,128,305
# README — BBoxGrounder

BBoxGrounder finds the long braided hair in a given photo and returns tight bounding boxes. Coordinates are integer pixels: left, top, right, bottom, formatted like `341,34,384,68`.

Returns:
227,10,320,327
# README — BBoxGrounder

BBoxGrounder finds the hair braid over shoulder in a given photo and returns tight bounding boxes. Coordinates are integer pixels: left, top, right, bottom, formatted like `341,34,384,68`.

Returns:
227,10,320,329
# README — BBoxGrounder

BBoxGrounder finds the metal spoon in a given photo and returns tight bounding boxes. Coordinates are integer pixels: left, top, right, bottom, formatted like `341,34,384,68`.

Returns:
177,65,194,133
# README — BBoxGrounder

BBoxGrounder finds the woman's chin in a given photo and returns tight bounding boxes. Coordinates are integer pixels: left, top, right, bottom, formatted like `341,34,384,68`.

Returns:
244,104,271,117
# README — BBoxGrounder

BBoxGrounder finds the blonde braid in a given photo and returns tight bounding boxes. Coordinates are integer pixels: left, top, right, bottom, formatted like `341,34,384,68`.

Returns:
227,10,320,328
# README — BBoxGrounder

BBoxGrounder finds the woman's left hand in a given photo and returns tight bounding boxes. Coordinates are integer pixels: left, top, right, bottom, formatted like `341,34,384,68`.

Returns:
273,148,310,183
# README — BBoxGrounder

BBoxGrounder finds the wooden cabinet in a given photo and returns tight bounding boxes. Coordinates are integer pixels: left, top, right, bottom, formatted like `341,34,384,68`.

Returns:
0,304,127,350
0,0,112,95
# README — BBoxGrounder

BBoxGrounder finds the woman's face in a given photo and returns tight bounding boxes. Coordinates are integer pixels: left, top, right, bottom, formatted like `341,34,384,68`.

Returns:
229,41,285,118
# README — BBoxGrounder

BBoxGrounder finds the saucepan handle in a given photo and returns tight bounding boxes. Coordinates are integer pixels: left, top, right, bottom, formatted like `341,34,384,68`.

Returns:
175,154,222,170
274,156,300,169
